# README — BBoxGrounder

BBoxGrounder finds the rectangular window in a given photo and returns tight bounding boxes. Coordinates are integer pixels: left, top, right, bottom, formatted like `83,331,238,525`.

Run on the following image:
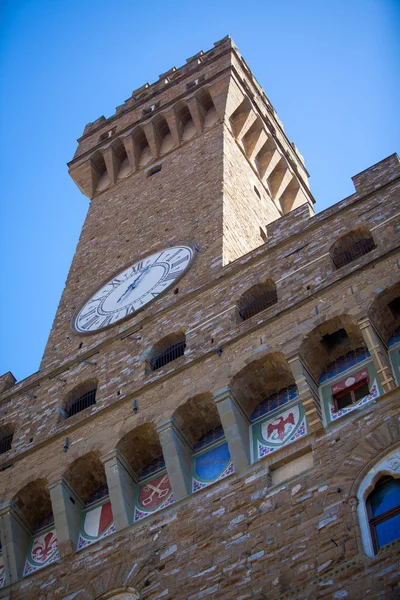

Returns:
333,379,369,411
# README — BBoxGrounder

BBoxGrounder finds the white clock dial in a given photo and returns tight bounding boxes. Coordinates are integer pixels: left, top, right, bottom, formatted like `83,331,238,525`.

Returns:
72,244,194,333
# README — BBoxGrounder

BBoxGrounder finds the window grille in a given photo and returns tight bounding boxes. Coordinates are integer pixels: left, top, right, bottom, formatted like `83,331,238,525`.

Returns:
251,385,298,422
66,388,97,418
332,235,376,269
0,425,13,455
150,341,186,371
238,289,277,321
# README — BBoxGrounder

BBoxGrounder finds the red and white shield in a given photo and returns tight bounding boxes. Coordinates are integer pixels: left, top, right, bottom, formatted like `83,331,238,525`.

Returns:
261,404,301,445
83,501,113,538
138,473,171,510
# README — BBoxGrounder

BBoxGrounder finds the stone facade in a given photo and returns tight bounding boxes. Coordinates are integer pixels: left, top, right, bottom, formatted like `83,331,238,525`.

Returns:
0,36,399,600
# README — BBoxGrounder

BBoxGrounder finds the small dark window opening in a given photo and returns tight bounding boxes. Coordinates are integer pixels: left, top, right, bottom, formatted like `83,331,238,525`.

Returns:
332,233,376,269
0,426,13,455
367,476,400,553
66,388,97,418
322,328,350,351
150,341,186,371
100,127,116,141
238,286,277,321
147,164,162,177
388,297,400,319
333,379,370,411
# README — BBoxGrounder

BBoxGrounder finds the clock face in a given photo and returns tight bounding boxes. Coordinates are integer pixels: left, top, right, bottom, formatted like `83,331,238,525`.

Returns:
72,244,194,333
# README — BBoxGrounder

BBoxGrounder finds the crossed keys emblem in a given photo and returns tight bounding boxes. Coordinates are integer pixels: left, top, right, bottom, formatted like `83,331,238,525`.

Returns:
141,474,170,506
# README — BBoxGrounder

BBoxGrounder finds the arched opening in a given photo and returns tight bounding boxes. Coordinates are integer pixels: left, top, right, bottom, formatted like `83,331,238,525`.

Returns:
93,151,109,192
173,393,233,492
64,452,114,550
300,315,381,426
117,423,173,521
153,115,174,155
330,228,376,269
0,424,14,455
197,89,218,129
175,101,196,141
133,127,152,167
237,281,277,321
147,332,186,372
229,96,252,138
368,283,400,386
61,379,97,419
12,479,58,577
111,138,130,180
230,353,304,463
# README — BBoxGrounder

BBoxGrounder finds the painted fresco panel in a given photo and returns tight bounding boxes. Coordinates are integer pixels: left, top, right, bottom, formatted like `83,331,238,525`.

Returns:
321,360,381,425
23,527,59,576
134,471,174,521
0,554,5,587
77,499,115,550
251,401,307,462
192,441,234,492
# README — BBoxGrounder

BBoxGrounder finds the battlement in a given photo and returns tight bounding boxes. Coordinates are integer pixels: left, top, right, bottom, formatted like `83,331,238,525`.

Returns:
80,36,236,139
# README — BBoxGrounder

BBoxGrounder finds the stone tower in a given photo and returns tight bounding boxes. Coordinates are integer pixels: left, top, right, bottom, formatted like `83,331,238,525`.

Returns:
0,36,399,600
41,35,314,371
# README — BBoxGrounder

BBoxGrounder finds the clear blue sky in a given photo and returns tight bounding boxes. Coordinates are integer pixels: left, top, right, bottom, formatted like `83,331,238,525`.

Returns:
0,0,399,382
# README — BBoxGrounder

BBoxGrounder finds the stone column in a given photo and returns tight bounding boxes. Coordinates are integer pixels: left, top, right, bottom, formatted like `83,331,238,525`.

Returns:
288,354,324,433
102,449,136,531
48,478,82,557
358,316,396,393
213,387,250,473
156,417,192,502
0,502,30,583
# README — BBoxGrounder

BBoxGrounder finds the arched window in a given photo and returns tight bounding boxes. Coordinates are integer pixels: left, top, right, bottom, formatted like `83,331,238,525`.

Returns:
63,381,97,418
357,447,400,557
0,424,14,455
330,229,376,269
148,332,186,371
366,476,400,553
237,281,277,321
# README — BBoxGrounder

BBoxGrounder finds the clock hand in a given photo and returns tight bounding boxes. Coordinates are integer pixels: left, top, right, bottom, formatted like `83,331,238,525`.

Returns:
116,266,151,303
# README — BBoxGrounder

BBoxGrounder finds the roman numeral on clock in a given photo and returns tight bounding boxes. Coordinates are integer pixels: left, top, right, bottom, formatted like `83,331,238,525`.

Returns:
171,256,189,269
81,315,100,330
162,270,184,282
99,315,113,328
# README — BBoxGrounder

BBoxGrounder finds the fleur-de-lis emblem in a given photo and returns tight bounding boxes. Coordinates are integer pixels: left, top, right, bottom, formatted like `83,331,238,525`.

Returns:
32,531,58,564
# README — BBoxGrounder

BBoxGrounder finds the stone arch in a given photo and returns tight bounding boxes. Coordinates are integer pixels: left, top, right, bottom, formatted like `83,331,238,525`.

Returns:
146,331,186,372
196,88,218,129
299,314,366,383
117,422,163,477
229,96,252,138
173,392,221,448
62,563,141,599
329,226,376,269
61,378,97,419
13,478,52,531
230,352,295,418
132,126,152,167
236,280,277,321
174,100,196,141
330,417,400,497
92,150,110,192
152,113,174,155
63,450,107,504
110,137,130,180
368,280,400,344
